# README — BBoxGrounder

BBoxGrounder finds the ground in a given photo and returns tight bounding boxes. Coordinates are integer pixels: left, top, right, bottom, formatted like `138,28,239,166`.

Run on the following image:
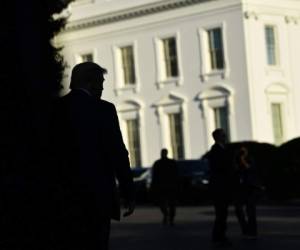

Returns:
110,204,300,250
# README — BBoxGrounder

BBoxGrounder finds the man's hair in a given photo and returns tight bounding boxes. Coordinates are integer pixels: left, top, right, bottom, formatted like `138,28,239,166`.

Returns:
212,128,225,141
70,62,107,89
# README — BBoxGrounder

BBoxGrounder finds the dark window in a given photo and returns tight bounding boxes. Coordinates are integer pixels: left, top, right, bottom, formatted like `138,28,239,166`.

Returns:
208,28,224,70
162,37,179,77
169,113,184,159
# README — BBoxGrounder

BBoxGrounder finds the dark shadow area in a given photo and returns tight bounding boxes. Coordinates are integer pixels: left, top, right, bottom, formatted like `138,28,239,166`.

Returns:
199,206,300,218
111,220,300,250
111,222,212,250
0,1,74,249
110,206,300,250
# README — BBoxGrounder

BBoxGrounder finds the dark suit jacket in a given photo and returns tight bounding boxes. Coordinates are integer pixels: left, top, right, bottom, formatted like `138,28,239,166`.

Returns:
49,89,134,221
208,143,234,198
151,158,179,197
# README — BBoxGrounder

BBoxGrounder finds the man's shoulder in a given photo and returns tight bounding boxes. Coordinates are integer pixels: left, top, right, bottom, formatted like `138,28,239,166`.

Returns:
154,158,175,166
209,144,217,153
211,143,225,151
99,99,116,110
165,158,176,164
209,144,225,158
168,159,177,168
51,95,69,109
99,99,113,106
153,159,160,165
56,90,90,106
153,159,162,167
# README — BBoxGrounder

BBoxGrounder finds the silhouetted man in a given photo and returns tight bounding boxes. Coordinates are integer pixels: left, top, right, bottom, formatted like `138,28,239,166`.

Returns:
49,62,135,250
151,149,179,226
208,129,234,247
234,146,261,239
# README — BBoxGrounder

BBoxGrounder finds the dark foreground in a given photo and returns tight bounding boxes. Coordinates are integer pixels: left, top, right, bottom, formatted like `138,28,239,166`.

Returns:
111,204,300,250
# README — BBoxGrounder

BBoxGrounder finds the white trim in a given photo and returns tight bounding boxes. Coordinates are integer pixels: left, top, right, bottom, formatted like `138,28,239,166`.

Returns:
71,0,95,7
56,3,242,45
65,0,241,32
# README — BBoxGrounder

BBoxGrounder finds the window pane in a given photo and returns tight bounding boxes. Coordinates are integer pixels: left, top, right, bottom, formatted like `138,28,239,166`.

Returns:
121,46,136,85
168,113,184,159
208,28,224,70
265,26,278,65
213,106,230,141
213,29,222,50
162,37,179,77
271,103,284,145
126,119,141,167
216,50,224,69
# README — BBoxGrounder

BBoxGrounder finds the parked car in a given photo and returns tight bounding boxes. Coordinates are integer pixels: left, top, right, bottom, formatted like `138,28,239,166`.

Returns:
176,159,210,204
131,167,152,203
131,158,210,204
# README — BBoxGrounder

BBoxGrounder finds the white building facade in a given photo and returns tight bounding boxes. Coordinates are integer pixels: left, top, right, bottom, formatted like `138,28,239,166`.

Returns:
56,0,300,167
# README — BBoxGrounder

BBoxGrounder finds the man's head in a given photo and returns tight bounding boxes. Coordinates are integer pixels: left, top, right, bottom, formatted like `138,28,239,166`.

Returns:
212,128,227,145
240,146,248,156
70,62,107,99
161,148,168,159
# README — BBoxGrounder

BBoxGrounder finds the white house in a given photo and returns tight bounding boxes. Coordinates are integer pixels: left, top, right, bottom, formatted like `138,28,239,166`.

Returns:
55,0,300,167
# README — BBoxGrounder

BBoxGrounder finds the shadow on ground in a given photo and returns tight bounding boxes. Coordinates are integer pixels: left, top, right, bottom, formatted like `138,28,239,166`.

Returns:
111,206,300,250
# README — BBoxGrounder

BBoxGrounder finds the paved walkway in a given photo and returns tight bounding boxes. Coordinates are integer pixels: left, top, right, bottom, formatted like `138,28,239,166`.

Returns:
110,205,300,250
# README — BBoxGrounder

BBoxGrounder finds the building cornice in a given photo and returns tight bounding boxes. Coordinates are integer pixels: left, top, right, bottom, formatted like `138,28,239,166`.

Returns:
64,0,216,32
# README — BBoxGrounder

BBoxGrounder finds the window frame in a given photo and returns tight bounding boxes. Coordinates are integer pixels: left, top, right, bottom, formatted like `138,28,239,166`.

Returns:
125,118,142,167
117,101,144,168
207,27,225,70
265,83,289,145
264,24,280,66
213,106,230,141
154,32,183,88
195,85,235,149
162,37,179,78
168,112,185,160
112,41,140,95
153,93,190,159
120,45,136,85
270,102,284,145
198,22,229,81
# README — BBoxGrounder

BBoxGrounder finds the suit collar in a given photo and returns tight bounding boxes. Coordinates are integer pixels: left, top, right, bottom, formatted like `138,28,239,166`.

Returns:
71,88,92,96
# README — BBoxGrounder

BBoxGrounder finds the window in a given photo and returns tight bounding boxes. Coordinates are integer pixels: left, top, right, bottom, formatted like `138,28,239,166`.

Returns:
162,37,179,78
126,119,141,167
120,46,136,85
265,25,279,66
80,53,94,62
213,106,230,140
207,28,224,70
271,103,284,144
168,113,184,159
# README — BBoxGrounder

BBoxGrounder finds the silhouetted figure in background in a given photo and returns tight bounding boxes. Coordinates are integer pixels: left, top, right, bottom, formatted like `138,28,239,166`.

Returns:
48,62,135,250
208,129,234,247
151,149,179,226
234,146,261,239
